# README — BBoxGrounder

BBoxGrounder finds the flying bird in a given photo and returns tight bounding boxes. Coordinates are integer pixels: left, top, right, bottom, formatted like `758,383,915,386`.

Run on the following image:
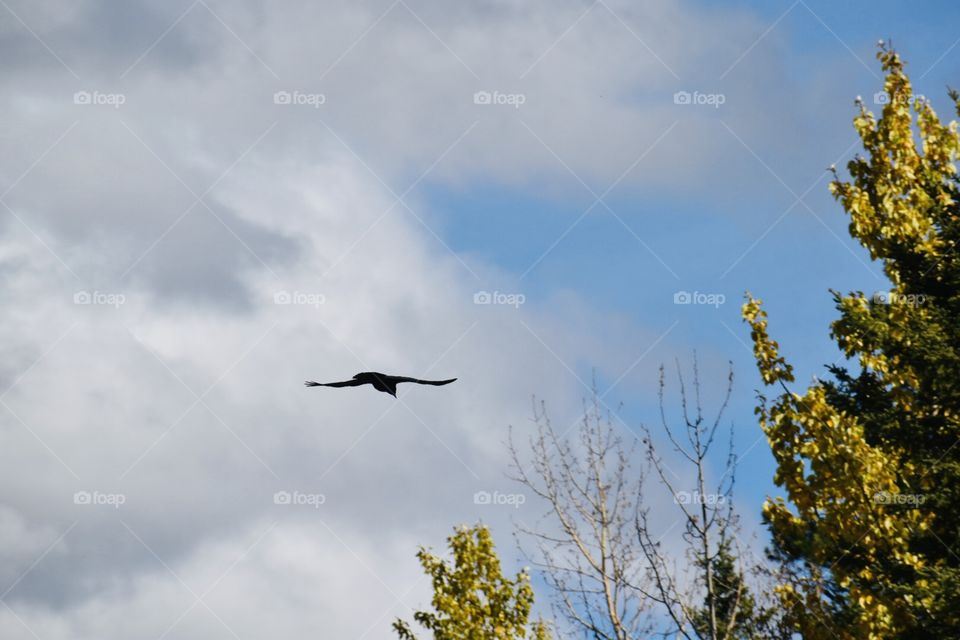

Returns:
304,372,457,397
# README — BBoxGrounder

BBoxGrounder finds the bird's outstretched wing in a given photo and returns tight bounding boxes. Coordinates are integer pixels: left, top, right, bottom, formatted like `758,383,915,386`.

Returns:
304,379,367,388
388,376,457,386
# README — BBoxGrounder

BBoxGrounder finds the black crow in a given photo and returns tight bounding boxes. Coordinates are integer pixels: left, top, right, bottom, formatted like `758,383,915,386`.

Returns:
304,372,456,397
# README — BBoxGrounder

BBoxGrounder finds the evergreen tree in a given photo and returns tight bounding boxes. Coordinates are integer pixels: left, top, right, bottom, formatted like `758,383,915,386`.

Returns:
742,44,960,638
691,539,785,640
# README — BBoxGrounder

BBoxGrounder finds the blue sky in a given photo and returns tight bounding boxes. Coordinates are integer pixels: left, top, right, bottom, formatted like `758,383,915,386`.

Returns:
423,0,960,517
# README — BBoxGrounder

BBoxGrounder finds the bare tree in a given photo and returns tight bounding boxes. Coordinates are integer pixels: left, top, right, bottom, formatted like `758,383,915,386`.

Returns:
509,391,654,640
510,360,779,640
636,359,736,640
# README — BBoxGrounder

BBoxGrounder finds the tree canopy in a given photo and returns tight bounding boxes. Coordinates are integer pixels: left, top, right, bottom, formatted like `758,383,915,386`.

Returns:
393,524,552,640
743,45,960,638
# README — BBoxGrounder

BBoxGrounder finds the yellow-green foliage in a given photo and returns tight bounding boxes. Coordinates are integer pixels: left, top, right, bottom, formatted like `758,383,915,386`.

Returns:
394,524,552,640
743,46,960,639
745,295,931,639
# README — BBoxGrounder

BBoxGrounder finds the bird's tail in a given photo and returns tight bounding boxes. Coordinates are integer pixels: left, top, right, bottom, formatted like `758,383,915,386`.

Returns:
304,381,322,387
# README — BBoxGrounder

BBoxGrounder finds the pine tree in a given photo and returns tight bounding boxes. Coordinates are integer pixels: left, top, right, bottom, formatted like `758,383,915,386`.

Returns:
691,539,782,640
742,44,960,638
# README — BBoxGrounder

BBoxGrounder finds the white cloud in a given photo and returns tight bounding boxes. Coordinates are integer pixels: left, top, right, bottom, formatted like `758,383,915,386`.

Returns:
0,0,790,637
0,153,612,637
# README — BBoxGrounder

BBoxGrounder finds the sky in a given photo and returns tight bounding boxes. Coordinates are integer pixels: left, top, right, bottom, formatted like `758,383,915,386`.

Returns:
1,1,960,638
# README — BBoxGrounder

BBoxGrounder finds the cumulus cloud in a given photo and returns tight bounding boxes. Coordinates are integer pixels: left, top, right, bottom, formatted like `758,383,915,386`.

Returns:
0,150,631,636
0,0,784,637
